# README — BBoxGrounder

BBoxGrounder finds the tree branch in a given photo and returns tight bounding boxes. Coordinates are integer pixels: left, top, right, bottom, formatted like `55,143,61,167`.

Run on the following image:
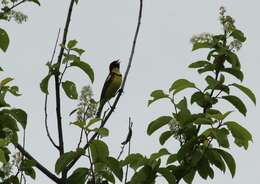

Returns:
15,144,60,183
44,29,61,150
64,0,144,174
54,0,76,180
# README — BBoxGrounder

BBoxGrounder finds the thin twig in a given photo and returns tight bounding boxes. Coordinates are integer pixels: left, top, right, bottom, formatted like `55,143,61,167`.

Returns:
15,144,60,183
117,117,133,160
64,0,144,174
124,118,133,184
44,29,61,150
85,131,96,183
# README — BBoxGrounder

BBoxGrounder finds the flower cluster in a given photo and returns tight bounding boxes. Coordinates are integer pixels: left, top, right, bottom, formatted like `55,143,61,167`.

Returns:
77,86,98,121
219,6,236,33
190,32,214,45
168,117,184,142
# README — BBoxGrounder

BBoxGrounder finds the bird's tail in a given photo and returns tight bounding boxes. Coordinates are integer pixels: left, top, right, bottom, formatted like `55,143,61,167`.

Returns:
96,100,105,118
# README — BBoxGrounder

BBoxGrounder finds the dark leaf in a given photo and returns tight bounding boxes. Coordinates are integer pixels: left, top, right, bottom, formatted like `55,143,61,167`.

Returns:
62,80,78,99
213,148,236,177
40,74,53,94
159,131,174,145
222,95,247,116
157,167,176,184
148,90,169,106
231,29,246,42
169,79,196,94
147,116,172,135
67,168,89,184
107,157,123,181
70,61,94,83
232,83,256,105
189,60,210,68
225,121,252,149
90,140,109,163
0,28,9,52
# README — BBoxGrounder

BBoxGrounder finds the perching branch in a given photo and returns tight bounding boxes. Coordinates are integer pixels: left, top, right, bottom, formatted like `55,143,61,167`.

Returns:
44,29,61,150
15,144,60,183
64,0,144,174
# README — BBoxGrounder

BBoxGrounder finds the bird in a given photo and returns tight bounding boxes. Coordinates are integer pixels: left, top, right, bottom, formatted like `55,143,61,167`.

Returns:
96,60,122,118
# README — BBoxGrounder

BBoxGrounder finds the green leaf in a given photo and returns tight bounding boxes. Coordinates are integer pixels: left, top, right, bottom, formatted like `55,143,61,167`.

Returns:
206,111,233,121
183,169,196,184
189,60,210,68
150,148,170,161
99,170,115,184
226,51,240,69
70,61,94,83
148,90,169,106
222,95,247,116
8,108,27,129
213,128,230,148
40,74,53,94
206,149,226,172
0,149,7,163
191,150,203,167
159,131,173,145
225,121,252,149
20,160,37,180
1,77,13,86
107,157,123,181
70,120,85,129
94,127,109,137
67,168,89,184
198,63,215,74
0,113,19,131
231,29,246,42
232,83,256,105
71,48,85,56
192,42,213,51
90,140,109,163
214,148,236,177
221,68,244,81
55,149,85,174
169,79,196,94
205,75,219,89
86,118,101,128
177,137,197,161
123,153,145,171
62,80,78,99
9,86,21,96
67,40,78,49
166,154,177,164
0,28,9,52
158,167,176,184
193,117,213,125
197,156,211,179
147,116,172,135
130,166,155,184
28,0,41,6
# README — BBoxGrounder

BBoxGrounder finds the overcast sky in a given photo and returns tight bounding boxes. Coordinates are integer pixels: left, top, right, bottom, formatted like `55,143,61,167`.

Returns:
1,0,259,183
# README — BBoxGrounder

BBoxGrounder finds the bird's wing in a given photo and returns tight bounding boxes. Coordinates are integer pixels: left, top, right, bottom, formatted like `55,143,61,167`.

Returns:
99,73,112,103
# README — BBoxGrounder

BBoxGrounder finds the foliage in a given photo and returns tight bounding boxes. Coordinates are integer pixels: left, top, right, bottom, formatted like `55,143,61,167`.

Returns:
0,1,255,184
145,6,255,183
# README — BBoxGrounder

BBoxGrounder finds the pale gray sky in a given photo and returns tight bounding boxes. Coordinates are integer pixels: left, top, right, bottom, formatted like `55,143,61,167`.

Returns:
1,0,259,183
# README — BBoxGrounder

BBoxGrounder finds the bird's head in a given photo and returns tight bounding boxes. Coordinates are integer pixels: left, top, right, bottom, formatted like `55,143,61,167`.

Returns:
109,60,120,72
